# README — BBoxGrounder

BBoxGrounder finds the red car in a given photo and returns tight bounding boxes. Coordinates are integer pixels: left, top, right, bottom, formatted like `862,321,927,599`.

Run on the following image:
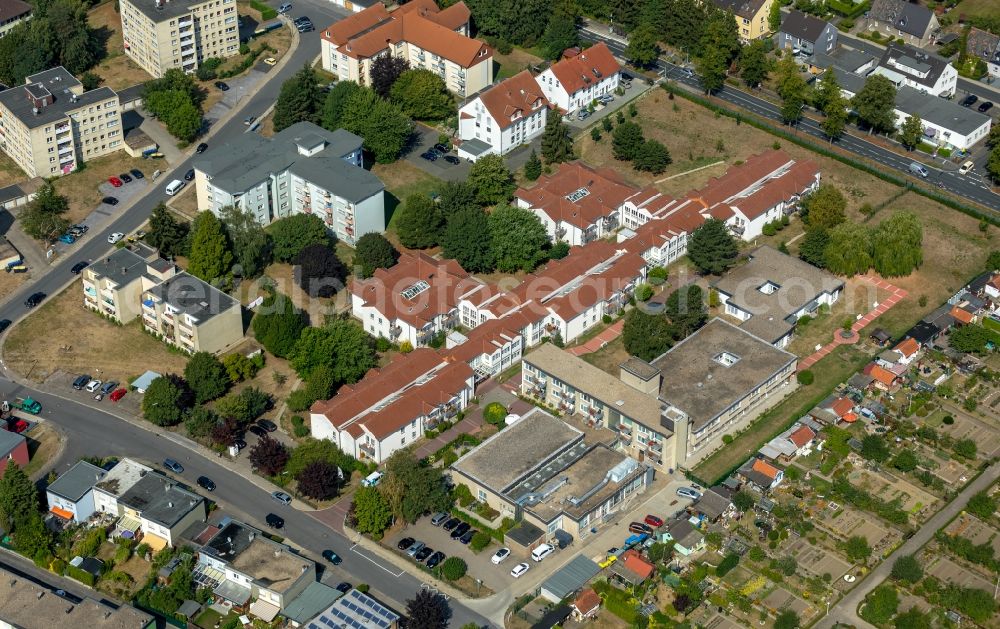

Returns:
108,176,123,187
110,388,127,402
4,419,28,433
644,514,664,528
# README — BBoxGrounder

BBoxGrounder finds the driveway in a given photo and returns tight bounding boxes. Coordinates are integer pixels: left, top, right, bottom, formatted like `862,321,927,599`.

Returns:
405,124,471,182
51,178,149,256
204,69,271,125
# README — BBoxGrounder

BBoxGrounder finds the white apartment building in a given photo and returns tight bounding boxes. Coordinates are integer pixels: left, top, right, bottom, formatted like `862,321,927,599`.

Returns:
0,67,122,178
537,42,620,114
457,70,548,162
140,271,244,354
120,0,239,78
194,122,385,246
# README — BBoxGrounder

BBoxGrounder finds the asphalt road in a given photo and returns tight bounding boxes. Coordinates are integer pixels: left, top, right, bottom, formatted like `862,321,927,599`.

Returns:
580,28,1000,215
816,461,1000,629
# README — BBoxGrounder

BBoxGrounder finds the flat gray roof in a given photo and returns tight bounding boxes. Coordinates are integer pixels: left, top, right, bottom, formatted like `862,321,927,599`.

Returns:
527,445,642,523
451,408,582,493
194,122,382,204
146,271,239,324
895,85,991,136
89,246,151,287
524,343,663,429
282,582,343,624
812,48,876,73
118,471,203,528
126,0,199,23
94,458,151,498
541,555,601,601
0,67,117,129
47,461,106,502
0,429,24,457
654,318,796,432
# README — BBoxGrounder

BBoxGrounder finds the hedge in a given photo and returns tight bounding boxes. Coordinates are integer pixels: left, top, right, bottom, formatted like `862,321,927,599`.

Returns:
66,565,96,586
448,508,513,543
250,0,277,19
828,0,870,18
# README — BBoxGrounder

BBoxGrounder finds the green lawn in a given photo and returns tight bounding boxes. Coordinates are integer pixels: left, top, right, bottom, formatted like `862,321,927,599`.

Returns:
372,161,444,234
953,0,998,20
691,345,870,486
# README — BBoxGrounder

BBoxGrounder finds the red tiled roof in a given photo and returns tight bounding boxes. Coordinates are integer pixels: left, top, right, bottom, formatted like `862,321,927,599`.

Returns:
752,458,780,480
620,549,654,580
728,160,819,221
546,42,620,96
950,306,974,324
788,425,815,448
322,4,390,46
476,71,548,131
573,588,601,615
443,318,521,363
866,363,898,386
828,397,853,418
987,274,1000,290
516,161,635,229
893,337,919,358
349,252,486,328
842,412,858,423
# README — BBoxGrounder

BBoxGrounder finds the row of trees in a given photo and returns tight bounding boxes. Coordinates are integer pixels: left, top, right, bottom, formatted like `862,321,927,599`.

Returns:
0,0,101,86
623,283,707,360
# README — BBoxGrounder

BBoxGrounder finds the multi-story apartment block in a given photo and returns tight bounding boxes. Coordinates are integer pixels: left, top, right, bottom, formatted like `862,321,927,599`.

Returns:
82,243,176,323
457,70,548,162
320,0,493,97
0,0,31,38
0,67,122,177
194,122,385,246
140,271,243,354
713,0,775,41
537,43,620,114
120,0,239,78
444,317,523,379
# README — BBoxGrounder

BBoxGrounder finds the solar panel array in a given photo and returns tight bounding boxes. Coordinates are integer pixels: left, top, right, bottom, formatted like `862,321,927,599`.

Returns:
308,590,399,629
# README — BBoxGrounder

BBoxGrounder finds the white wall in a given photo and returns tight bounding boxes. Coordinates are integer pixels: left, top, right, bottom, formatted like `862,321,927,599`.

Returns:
537,70,620,113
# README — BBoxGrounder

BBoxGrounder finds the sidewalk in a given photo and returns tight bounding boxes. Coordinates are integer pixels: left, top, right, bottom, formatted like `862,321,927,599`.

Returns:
567,319,624,356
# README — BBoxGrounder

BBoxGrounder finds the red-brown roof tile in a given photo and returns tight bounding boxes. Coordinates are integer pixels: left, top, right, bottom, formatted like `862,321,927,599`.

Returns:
828,397,853,418
620,549,654,580
573,588,601,615
893,337,919,358
477,71,548,131
752,458,780,480
950,306,974,324
516,161,635,229
788,425,815,448
546,42,620,96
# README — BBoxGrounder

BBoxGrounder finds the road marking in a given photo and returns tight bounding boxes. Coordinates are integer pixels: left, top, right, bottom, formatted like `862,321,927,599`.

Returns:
349,543,406,577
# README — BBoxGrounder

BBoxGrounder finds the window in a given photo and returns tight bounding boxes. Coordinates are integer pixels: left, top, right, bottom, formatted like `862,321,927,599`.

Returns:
477,489,487,502
714,351,741,367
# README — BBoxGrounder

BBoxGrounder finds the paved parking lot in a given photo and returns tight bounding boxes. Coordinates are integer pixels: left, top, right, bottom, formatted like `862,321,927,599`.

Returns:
404,125,471,183
51,178,149,256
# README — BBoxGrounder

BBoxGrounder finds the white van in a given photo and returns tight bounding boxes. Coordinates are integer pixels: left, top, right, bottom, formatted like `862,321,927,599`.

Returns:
362,471,383,487
908,162,929,178
531,543,554,562
165,179,185,195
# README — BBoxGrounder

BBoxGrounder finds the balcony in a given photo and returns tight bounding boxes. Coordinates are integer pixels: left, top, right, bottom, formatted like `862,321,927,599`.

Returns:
358,443,376,459
603,215,619,230
555,226,567,238
178,18,193,28
55,123,70,134
544,322,558,333
729,223,745,236
582,227,598,244
389,325,402,338
617,424,632,438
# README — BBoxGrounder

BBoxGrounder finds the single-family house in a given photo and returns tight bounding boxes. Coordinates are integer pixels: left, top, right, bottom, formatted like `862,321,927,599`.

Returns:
776,10,838,56
967,27,1000,81
610,549,655,585
571,587,601,621
304,588,399,628
457,71,548,162
662,518,705,556
713,0,775,41
865,363,901,391
873,43,957,98
692,486,735,522
740,458,784,491
809,395,854,424
536,42,620,114
787,424,817,455
893,337,920,365
863,0,940,47
115,472,206,550
46,461,106,524
984,273,1000,301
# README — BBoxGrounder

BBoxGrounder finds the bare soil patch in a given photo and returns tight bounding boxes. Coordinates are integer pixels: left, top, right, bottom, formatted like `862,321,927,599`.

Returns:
52,151,151,225
88,1,154,90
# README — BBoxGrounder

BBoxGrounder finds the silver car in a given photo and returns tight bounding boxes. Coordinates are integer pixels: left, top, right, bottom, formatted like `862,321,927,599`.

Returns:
406,541,425,557
271,491,292,505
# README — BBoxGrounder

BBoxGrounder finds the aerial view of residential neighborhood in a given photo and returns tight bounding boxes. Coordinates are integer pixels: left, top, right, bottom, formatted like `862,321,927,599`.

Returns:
2,0,1000,625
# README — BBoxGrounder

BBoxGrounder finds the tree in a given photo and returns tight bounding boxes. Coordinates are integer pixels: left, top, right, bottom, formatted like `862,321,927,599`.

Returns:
184,352,229,403
184,406,219,438
824,222,873,276
223,353,258,383
0,462,39,529
861,585,899,624
687,218,738,274
623,309,675,361
442,207,494,272
465,0,554,46
220,205,271,278
541,110,574,164
612,121,645,161
396,194,444,249
950,324,993,354
211,416,243,446
290,320,376,382
147,203,190,258
524,150,542,181
776,51,807,124
340,87,413,163
853,74,897,135
273,64,323,131
252,292,307,358
733,490,755,512
248,436,290,476
188,211,233,284
891,449,918,472
768,0,782,32
802,185,846,229
488,205,549,272
967,491,997,519
468,154,515,205
899,114,924,150
892,608,931,629
215,387,270,424
739,40,770,88
296,461,340,500
353,233,399,278
321,80,362,131
390,69,454,120
988,143,1000,184
954,438,977,459
845,535,871,562
626,25,660,67
370,55,410,98
19,182,69,241
633,140,672,174
294,243,347,298
381,451,450,523
813,69,842,114
821,92,849,141
665,284,706,336
142,375,192,426
352,486,392,537
696,44,728,94
871,211,922,277
549,240,570,259
269,214,329,262
540,0,579,59
437,181,478,218
0,0,99,85
799,227,830,268
860,435,890,462
774,610,800,629
890,554,923,583
405,590,450,629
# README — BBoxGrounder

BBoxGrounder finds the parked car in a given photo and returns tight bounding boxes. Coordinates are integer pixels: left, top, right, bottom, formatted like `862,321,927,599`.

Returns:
130,169,145,179
336,582,352,593
108,232,125,244
415,546,434,562
278,2,291,12
265,513,284,528
433,143,450,153
263,57,277,66
272,491,292,505
233,438,247,450
0,320,9,334
197,476,216,491
459,529,476,544
184,168,195,181
244,115,256,126
163,458,184,474
248,425,268,438
406,541,425,557
8,419,28,433
322,550,342,565
510,562,530,578
577,109,590,120
119,173,132,183
297,21,313,32
425,551,445,569
629,522,653,535
979,101,994,113
420,150,438,161
491,547,511,564
108,176,123,187
450,522,471,539
443,155,460,165
531,543,554,562
961,94,978,107
71,224,89,234
397,537,415,551
196,142,209,153
58,234,76,244
959,160,975,175
72,374,91,389
430,512,450,526
677,487,702,500
100,381,118,395
101,196,119,206
644,514,664,528
215,81,230,91
110,388,127,402
294,15,310,24
85,379,102,393
443,517,461,531
257,419,277,432
24,292,44,307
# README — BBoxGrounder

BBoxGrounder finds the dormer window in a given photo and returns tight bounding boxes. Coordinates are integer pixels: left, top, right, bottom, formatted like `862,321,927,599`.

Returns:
758,281,780,295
